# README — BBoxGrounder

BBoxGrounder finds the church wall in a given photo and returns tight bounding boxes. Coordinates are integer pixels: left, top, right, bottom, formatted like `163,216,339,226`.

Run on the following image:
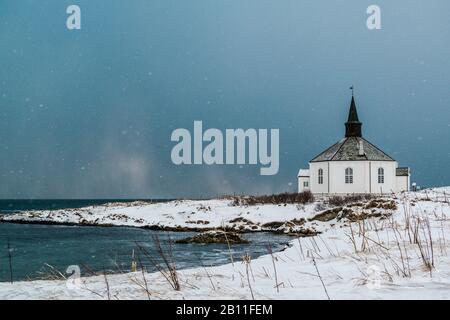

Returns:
369,161,397,194
307,160,407,194
395,175,410,192
298,176,310,193
309,162,329,194
328,161,369,194
310,160,399,194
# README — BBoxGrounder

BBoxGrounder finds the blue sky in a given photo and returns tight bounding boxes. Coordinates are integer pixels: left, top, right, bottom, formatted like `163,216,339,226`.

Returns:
0,0,449,198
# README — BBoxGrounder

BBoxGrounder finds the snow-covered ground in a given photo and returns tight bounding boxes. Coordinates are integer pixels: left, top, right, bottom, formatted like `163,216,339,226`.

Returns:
0,197,324,234
0,187,449,300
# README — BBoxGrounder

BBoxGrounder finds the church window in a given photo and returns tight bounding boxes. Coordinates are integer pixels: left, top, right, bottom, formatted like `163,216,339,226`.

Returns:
303,181,309,187
378,167,384,184
345,167,353,184
318,169,323,184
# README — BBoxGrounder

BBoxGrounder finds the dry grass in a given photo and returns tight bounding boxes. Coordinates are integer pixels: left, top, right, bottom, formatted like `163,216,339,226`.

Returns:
327,194,376,207
410,216,435,275
346,195,443,282
231,191,314,206
136,235,181,291
266,244,281,293
242,253,254,300
310,252,330,300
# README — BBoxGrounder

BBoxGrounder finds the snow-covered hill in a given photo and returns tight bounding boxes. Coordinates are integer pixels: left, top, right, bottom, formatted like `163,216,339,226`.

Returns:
0,187,449,299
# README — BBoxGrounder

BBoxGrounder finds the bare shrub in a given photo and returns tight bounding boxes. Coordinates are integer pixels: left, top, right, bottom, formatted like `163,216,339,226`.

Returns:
232,191,314,206
267,244,281,293
242,253,254,299
314,202,327,212
136,235,181,291
34,263,67,281
311,253,330,300
327,194,375,207
410,216,435,274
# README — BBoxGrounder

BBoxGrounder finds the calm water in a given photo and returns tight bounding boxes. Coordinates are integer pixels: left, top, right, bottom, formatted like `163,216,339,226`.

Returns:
0,200,292,282
0,199,170,212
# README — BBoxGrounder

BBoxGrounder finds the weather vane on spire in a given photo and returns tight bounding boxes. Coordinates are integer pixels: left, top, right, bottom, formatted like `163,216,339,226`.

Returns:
350,85,354,96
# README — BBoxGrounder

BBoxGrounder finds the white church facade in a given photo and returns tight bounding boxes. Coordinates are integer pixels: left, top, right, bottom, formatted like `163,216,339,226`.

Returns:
298,95,410,195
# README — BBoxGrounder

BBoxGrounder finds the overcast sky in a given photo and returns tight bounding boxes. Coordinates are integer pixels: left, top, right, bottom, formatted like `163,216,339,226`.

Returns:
0,0,449,198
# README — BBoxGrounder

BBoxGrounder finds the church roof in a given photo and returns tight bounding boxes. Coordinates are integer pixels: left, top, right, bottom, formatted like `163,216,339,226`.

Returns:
347,96,360,122
298,169,310,177
345,95,362,137
310,94,395,162
310,137,395,162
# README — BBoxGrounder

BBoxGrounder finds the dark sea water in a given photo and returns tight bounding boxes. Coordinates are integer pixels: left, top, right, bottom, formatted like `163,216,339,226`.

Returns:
0,199,170,212
0,200,291,282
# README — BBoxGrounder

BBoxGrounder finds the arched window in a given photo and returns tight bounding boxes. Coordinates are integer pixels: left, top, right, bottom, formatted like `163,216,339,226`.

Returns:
378,167,384,184
345,167,353,184
318,168,323,185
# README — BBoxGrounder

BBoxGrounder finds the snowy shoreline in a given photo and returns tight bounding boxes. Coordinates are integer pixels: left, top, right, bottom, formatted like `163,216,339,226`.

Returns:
0,197,327,235
0,188,449,300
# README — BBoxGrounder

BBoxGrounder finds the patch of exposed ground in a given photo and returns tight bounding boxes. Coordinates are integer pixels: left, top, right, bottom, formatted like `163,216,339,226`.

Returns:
309,199,397,223
176,231,249,244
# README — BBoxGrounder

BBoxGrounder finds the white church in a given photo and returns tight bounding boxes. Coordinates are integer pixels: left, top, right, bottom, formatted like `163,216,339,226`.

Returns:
298,94,410,195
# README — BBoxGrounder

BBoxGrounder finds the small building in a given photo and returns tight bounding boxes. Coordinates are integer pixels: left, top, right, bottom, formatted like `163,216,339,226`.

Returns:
298,94,410,194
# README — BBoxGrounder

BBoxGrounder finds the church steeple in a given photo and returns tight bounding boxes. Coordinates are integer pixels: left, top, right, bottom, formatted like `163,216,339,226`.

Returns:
345,94,362,137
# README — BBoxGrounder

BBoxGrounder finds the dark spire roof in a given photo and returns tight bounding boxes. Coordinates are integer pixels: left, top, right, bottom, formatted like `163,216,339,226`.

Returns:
345,96,362,137
347,96,359,122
